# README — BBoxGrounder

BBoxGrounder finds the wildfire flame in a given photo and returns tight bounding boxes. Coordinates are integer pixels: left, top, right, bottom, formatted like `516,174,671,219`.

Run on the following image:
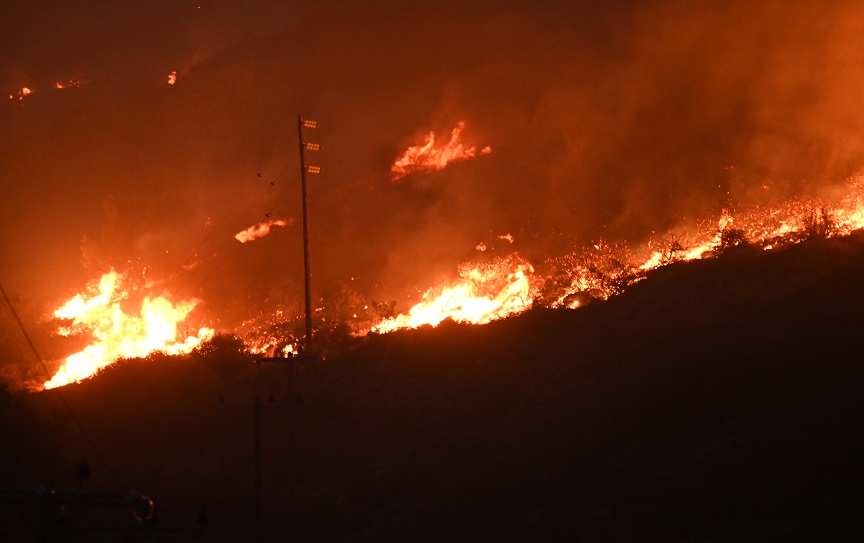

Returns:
637,179,864,274
372,255,535,333
391,121,492,181
374,176,864,331
236,308,302,357
8,87,32,102
55,79,88,90
234,218,291,243
168,71,177,85
43,269,214,389
34,170,864,384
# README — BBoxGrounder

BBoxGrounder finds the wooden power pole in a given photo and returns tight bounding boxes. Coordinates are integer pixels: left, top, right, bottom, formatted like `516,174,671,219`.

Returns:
297,114,320,354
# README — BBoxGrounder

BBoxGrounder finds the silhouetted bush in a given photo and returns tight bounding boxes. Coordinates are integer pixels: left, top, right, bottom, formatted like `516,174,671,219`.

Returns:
194,334,255,384
541,239,642,306
717,227,749,253
319,282,378,335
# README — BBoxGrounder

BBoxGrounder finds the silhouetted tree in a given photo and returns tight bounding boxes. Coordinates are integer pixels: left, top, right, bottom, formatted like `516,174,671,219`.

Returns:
657,232,689,265
802,206,836,239
371,300,397,319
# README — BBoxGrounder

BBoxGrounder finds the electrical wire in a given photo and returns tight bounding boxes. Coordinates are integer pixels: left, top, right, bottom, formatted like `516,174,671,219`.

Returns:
0,281,127,490
157,158,297,302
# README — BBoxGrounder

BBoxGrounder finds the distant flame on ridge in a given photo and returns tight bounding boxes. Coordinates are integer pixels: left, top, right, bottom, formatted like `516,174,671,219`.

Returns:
391,121,492,181
235,218,291,243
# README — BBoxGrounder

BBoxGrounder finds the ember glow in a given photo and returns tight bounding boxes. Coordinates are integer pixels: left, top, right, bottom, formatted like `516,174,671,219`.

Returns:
235,308,302,356
8,87,32,101
43,270,214,389
55,79,88,90
372,177,864,329
371,255,535,333
234,218,291,243
637,177,864,273
391,121,492,181
7,1,864,394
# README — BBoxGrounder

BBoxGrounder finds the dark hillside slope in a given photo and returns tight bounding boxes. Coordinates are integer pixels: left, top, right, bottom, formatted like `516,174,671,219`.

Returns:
4,234,864,541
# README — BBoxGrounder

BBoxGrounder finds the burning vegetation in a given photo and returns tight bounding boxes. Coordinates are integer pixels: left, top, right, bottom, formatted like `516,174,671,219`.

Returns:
371,254,535,333
5,5,864,541
391,121,492,181
43,269,213,390
7,87,31,103
6,2,864,393
234,218,292,243
31,174,864,389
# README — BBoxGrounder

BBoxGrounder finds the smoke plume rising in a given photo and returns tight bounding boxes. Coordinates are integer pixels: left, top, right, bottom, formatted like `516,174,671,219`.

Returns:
3,1,864,382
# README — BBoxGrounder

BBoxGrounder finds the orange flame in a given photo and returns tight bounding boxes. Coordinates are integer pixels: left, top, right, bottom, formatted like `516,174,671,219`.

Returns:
167,71,177,85
391,121,492,181
637,178,864,274
43,270,214,389
372,255,535,333
55,79,88,90
234,218,291,243
9,87,31,101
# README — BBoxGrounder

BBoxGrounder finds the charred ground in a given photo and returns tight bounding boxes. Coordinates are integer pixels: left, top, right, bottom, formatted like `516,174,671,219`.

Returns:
3,233,864,541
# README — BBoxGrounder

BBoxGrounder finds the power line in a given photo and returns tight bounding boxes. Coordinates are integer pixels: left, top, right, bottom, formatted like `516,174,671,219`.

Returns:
159,159,298,302
0,281,126,489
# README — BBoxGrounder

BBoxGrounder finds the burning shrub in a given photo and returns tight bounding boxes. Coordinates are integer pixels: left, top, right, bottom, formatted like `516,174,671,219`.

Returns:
801,207,836,239
655,233,690,266
319,283,376,336
541,240,642,308
716,227,749,254
234,308,305,357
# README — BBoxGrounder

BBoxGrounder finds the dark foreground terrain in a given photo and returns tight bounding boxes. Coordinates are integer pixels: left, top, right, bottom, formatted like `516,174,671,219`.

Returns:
3,234,864,541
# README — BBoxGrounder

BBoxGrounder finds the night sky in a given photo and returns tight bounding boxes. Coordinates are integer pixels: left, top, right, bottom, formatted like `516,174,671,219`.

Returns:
3,1,864,352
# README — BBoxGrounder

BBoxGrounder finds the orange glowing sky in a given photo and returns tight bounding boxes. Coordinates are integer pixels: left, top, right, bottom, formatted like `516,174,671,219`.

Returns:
4,1,864,384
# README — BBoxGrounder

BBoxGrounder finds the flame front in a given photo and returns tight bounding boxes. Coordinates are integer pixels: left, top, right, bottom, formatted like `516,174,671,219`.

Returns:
43,269,214,389
234,218,291,243
391,121,492,181
37,174,864,383
637,178,864,274
372,255,535,333
373,176,864,331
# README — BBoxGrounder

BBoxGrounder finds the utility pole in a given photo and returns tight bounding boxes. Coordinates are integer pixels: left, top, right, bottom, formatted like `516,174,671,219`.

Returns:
220,387,293,543
241,116,320,541
297,114,320,354
253,393,262,543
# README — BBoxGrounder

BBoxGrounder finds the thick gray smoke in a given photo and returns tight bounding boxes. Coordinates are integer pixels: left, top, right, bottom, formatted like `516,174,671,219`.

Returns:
3,1,864,376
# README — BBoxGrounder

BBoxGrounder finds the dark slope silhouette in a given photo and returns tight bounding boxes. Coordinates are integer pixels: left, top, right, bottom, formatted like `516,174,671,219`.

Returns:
3,233,864,541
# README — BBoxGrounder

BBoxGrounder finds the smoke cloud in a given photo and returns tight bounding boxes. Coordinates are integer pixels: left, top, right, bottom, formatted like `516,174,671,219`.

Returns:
3,0,864,368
